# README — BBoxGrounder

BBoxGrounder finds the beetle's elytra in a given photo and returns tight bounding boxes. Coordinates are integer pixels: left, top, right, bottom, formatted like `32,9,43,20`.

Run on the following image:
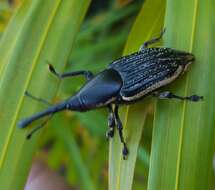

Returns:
18,30,203,159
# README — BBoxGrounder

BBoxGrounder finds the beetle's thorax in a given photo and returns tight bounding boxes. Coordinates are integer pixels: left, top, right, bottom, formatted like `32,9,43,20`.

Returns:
66,69,122,111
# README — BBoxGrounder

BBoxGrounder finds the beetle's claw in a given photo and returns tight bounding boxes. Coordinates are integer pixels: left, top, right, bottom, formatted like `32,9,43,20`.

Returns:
26,133,32,140
189,95,204,102
122,144,129,160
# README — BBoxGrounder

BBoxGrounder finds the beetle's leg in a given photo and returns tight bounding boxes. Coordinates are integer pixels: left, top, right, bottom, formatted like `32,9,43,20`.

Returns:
152,91,203,102
48,63,94,81
25,91,51,106
139,28,166,50
106,105,116,139
26,114,53,139
114,105,129,159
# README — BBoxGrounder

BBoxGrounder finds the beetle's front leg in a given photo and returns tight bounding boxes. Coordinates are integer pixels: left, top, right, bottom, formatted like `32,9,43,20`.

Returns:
106,105,115,139
139,28,166,51
152,91,203,102
48,63,94,81
114,105,129,160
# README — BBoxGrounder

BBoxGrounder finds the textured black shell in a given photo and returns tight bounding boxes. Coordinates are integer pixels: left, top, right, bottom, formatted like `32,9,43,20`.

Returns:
108,47,191,99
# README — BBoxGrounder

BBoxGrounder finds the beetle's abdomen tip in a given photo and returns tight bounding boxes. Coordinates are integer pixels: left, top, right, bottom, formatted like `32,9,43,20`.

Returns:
174,50,195,64
186,53,195,62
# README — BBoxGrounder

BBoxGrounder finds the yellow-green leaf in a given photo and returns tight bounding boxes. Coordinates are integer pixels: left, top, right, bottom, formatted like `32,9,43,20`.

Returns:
0,0,91,189
148,1,215,189
0,1,31,77
109,0,166,189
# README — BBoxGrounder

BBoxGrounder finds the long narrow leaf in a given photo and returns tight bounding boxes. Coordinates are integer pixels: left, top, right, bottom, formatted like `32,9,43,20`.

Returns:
109,0,165,189
148,1,215,189
0,0,91,189
0,1,31,75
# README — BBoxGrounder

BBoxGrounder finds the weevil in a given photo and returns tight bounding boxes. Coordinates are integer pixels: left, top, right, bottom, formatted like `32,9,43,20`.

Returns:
18,30,203,159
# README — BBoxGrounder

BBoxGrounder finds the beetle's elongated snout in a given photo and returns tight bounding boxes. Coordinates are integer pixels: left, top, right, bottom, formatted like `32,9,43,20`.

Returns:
17,94,86,129
17,101,68,129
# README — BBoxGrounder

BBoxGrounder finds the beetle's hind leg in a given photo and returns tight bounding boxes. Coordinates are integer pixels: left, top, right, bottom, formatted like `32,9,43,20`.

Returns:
114,105,129,159
106,105,116,139
139,28,166,50
47,62,94,81
152,91,203,102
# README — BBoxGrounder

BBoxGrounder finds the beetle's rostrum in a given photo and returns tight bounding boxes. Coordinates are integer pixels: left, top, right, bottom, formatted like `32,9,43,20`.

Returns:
18,30,203,159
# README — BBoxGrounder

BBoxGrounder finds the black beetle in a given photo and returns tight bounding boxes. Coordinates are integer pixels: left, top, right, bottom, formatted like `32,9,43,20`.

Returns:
18,30,203,159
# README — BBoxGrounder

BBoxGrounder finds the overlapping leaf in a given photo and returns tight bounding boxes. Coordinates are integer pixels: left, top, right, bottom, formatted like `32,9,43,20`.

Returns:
109,0,166,189
148,1,215,189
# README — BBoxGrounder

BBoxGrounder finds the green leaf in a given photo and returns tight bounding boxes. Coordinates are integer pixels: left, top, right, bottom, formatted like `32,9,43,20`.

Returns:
0,0,91,189
148,1,215,189
108,0,166,189
52,115,96,190
0,1,32,77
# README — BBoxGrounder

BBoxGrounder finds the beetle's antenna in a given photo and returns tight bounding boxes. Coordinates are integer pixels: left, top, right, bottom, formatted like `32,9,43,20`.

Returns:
25,91,51,106
26,114,53,139
26,124,43,139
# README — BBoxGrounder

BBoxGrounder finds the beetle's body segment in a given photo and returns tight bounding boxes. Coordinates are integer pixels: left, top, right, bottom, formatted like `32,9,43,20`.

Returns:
108,47,193,101
18,31,203,159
